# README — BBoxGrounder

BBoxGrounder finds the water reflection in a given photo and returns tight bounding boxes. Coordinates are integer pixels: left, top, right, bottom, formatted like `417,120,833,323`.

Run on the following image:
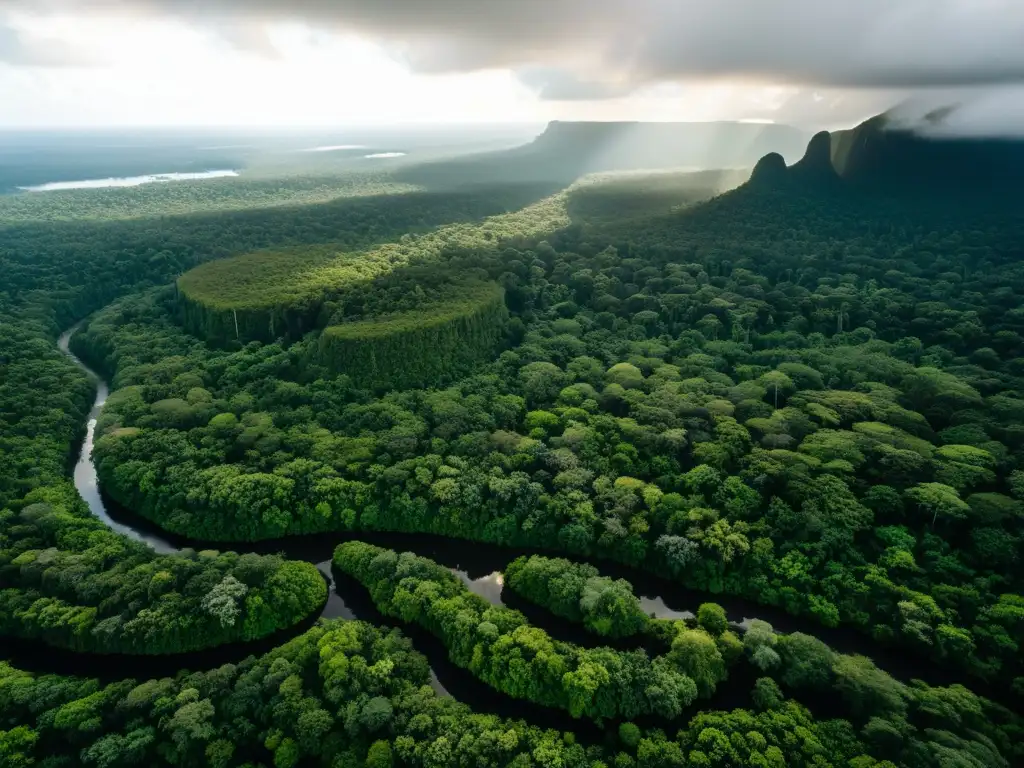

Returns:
317,561,357,621
22,170,238,192
428,671,450,697
59,326,177,554
639,596,693,621
455,570,505,606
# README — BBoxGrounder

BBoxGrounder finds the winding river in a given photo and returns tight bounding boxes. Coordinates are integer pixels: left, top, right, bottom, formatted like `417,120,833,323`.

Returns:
0,325,989,733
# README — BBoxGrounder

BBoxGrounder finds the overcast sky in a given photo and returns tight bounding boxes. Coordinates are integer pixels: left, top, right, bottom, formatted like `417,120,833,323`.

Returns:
1,0,1022,131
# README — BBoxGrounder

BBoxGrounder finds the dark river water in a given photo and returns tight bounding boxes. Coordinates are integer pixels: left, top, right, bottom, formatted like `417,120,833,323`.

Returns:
0,326,989,734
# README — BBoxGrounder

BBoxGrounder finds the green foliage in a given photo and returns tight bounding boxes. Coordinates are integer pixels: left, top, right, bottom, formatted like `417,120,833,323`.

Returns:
0,487,326,653
316,282,509,391
0,621,598,767
777,633,835,690
82,205,1024,687
696,603,729,637
176,189,567,344
334,542,702,721
668,628,727,698
504,555,649,638
751,677,785,712
0,291,326,656
905,482,970,526
7,142,1024,766
11,616,1004,768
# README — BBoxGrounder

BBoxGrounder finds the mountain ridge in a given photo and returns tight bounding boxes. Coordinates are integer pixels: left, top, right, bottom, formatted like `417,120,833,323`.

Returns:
398,120,810,189
745,113,1024,196
832,115,1024,189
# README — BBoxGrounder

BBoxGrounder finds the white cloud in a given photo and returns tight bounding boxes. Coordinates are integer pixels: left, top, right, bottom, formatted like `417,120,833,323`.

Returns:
2,1,1022,130
0,17,547,126
9,0,1023,87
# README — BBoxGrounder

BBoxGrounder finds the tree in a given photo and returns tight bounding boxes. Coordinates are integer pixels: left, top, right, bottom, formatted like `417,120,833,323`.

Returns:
273,737,300,768
905,483,970,526
519,362,570,406
777,632,834,690
0,727,38,768
759,371,795,408
201,575,248,628
655,535,699,575
606,363,645,390
899,367,982,425
832,655,908,720
696,603,728,637
366,740,394,768
669,629,726,697
751,678,784,712
619,723,642,750
166,695,215,752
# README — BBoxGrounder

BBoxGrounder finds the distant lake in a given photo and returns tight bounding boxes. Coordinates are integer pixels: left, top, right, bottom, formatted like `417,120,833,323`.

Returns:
365,152,407,159
19,169,239,192
300,145,367,152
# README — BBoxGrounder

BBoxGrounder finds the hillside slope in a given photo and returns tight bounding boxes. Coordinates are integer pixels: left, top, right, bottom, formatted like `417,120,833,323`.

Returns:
832,115,1024,190
743,113,1024,199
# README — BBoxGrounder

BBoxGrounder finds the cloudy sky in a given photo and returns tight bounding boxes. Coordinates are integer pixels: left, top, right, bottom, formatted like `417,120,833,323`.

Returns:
1,0,1023,131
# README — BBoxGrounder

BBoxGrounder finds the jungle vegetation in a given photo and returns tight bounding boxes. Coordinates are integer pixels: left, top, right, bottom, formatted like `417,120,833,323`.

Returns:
82,175,1024,696
315,280,510,391
503,554,650,639
175,189,566,345
334,541,712,722
332,543,1021,767
0,478,326,654
4,129,1024,767
0,171,417,223
0,618,927,768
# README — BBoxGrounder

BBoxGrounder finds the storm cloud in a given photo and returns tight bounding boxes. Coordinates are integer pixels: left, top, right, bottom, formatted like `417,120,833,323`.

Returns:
4,0,1024,133
8,0,1024,91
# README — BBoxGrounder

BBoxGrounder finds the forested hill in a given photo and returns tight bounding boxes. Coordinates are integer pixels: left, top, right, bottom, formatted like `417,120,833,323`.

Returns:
832,115,1024,191
746,118,1024,200
398,120,810,188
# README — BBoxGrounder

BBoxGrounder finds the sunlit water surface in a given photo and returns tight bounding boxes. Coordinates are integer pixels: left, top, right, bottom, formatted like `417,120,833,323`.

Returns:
20,169,239,192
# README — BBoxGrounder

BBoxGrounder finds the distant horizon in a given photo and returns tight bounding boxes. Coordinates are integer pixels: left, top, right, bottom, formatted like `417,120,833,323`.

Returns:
0,118,794,131
0,123,547,134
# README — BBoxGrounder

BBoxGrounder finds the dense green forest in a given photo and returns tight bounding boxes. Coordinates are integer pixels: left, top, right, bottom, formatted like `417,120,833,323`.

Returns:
0,617,929,768
331,543,1021,766
335,541,711,721
0,476,326,653
79,178,1024,694
1,182,557,656
4,130,1024,767
174,186,562,345
0,171,417,223
315,280,510,390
